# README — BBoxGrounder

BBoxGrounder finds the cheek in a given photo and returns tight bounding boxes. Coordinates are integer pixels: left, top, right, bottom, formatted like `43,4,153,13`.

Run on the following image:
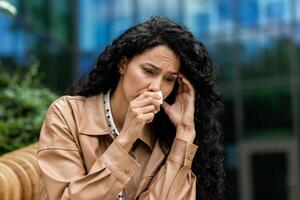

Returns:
162,83,176,100
123,69,148,99
131,71,145,85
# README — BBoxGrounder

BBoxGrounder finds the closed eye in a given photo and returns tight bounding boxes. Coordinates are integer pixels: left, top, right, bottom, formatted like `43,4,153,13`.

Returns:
164,76,176,82
143,68,155,75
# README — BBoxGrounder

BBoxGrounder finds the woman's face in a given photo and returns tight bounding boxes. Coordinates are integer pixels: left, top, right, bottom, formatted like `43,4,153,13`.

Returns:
118,45,181,103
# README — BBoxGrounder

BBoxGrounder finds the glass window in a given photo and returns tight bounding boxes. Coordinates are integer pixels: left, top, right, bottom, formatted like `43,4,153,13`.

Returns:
240,36,290,80
209,40,237,81
185,0,213,37
51,0,70,44
137,0,159,22
216,0,234,32
110,0,133,40
295,25,300,43
162,0,181,21
223,94,238,200
111,18,132,40
0,16,14,55
266,2,284,21
79,0,109,51
113,0,133,19
298,86,300,130
25,0,48,29
252,153,288,200
242,85,292,139
78,52,97,76
291,34,300,82
197,13,210,35
260,0,291,25
217,0,233,22
225,145,238,200
222,94,235,143
0,0,27,63
185,0,235,37
13,30,27,64
238,0,259,27
296,0,300,21
185,0,236,37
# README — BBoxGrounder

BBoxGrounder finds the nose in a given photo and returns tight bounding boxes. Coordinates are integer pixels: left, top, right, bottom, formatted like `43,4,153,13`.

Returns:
148,77,161,92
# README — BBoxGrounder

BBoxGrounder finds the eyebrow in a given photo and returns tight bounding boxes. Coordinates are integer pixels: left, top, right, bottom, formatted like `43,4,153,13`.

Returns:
144,62,179,76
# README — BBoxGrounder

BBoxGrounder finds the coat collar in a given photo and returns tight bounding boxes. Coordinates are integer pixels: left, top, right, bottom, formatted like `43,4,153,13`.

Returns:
78,93,155,151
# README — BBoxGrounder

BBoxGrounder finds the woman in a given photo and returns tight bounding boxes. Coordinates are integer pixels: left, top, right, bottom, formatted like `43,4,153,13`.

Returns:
38,16,225,200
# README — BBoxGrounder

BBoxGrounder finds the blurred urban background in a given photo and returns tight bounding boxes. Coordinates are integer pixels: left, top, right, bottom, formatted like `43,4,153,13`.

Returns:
0,0,299,200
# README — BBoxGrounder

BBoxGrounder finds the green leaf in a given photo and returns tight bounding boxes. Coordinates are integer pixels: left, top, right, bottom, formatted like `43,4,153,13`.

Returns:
0,64,58,155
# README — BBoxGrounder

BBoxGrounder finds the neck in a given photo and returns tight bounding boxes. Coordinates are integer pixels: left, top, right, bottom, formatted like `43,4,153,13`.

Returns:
110,85,128,132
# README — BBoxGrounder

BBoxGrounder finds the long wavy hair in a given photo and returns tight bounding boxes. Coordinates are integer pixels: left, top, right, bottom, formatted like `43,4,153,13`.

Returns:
69,16,225,200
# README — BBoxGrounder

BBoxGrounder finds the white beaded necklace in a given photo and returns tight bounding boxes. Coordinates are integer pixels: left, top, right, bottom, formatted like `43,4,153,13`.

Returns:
103,90,120,138
103,90,125,200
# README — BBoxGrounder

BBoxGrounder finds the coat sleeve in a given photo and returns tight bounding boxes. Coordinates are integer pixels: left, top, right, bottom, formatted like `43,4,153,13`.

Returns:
37,100,140,200
137,138,198,200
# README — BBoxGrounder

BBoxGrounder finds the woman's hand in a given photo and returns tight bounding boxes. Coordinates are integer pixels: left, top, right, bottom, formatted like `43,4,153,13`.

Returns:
116,91,161,151
161,74,196,143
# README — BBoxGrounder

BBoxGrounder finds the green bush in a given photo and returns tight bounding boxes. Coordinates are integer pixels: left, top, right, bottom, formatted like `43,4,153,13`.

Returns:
0,63,58,154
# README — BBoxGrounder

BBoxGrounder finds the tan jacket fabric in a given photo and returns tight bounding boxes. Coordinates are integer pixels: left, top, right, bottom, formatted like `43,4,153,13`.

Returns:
38,93,198,200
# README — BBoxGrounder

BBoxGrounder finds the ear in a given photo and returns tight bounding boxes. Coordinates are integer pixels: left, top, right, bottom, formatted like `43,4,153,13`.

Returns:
118,57,129,74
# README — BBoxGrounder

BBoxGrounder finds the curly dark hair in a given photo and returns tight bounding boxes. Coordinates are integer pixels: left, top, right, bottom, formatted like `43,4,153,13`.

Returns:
69,16,225,200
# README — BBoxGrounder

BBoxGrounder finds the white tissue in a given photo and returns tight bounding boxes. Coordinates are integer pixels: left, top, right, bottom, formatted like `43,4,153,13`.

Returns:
156,91,163,105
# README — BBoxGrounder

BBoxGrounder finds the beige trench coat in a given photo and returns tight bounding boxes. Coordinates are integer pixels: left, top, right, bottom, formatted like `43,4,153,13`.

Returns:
38,93,198,200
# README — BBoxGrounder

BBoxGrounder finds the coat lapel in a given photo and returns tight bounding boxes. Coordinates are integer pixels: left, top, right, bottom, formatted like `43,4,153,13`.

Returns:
78,93,111,136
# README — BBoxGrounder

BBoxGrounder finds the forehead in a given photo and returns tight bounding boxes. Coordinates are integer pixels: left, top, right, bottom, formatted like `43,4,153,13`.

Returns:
133,45,180,71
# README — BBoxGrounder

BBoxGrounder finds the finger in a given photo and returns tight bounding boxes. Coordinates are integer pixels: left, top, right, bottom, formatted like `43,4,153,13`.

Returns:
179,74,193,89
144,112,155,123
181,77,193,90
179,75,195,94
136,96,161,111
137,105,157,114
136,91,161,101
177,77,183,94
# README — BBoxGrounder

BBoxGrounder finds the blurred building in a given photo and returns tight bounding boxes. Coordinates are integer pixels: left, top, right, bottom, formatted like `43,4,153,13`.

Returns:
0,0,299,199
